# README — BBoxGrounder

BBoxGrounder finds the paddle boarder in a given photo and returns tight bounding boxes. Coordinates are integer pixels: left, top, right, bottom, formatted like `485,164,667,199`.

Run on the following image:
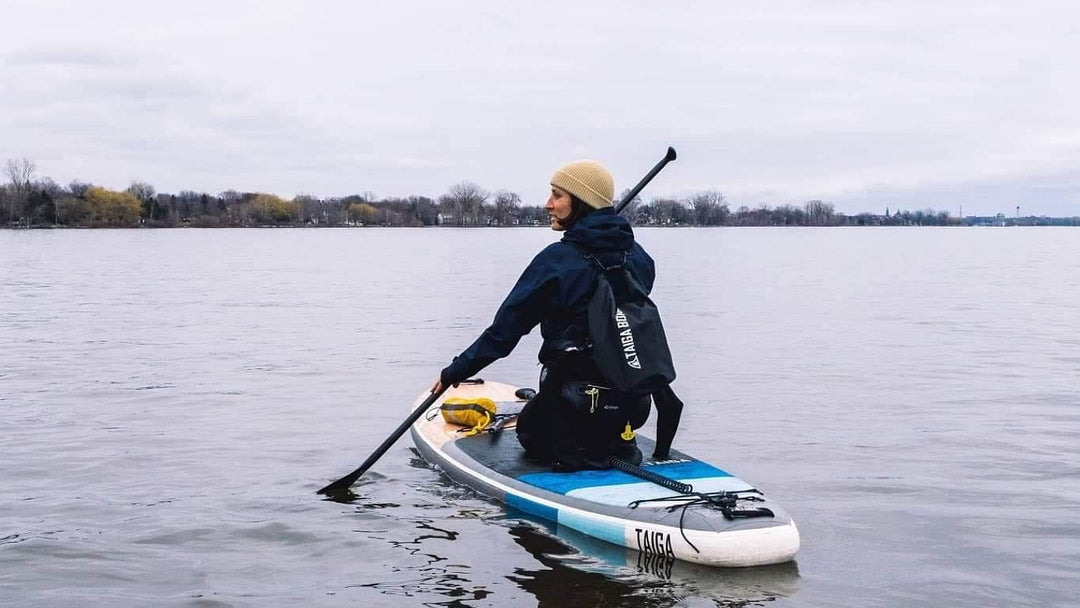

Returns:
431,160,659,470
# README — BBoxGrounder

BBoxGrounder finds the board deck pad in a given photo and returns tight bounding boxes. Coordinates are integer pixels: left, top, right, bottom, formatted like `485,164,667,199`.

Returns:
456,430,753,501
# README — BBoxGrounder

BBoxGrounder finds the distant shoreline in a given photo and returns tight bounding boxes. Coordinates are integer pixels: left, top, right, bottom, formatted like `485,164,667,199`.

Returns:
6,219,1080,230
4,171,1077,228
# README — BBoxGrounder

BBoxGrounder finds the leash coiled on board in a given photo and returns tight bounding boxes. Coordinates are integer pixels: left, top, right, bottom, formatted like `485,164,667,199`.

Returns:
611,457,775,553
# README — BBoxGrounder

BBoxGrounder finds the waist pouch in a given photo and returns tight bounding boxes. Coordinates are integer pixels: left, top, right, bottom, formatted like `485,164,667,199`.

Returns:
560,381,650,434
440,397,497,436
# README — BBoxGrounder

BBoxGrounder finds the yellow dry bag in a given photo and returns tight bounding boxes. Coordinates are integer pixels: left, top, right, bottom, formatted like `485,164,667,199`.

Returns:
440,397,497,436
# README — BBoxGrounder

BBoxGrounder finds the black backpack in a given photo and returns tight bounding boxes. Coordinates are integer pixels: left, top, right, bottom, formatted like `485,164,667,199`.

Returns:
585,253,676,395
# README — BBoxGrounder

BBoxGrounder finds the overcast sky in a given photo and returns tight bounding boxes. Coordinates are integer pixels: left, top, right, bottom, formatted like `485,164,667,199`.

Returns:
2,1,1078,216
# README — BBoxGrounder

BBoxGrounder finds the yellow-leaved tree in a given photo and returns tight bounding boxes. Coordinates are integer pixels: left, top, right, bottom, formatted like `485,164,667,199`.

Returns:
347,202,379,225
85,187,142,227
250,193,298,224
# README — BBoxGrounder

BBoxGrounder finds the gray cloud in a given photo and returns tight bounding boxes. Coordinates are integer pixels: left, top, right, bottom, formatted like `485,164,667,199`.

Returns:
1,1,1077,216
3,47,133,69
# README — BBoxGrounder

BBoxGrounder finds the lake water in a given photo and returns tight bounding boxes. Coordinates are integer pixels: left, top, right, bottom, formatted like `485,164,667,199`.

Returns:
1,227,1078,607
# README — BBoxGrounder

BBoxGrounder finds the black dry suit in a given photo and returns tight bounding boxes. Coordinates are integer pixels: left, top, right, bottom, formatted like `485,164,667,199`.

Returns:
441,208,684,469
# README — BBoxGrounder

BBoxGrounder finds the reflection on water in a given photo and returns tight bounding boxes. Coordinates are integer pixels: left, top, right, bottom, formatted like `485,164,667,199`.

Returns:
504,511,800,607
352,510,799,607
507,523,678,607
359,520,489,603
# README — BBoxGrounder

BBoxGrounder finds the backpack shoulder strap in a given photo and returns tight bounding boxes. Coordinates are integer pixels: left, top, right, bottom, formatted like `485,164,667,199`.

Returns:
584,250,629,272
563,240,630,272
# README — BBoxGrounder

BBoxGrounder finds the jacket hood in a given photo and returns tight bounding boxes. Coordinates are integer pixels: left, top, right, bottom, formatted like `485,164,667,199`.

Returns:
561,208,635,253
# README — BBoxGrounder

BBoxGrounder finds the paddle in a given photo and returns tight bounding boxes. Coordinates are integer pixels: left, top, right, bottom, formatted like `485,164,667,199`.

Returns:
317,386,447,496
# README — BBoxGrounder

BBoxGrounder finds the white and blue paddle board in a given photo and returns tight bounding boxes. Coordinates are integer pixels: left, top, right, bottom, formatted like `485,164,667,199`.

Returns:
409,380,800,568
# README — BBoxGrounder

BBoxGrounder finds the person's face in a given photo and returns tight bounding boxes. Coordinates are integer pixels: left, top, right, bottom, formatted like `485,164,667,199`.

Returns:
546,186,573,231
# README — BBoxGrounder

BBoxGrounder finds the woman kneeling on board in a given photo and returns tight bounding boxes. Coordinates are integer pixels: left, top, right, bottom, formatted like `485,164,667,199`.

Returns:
432,160,676,471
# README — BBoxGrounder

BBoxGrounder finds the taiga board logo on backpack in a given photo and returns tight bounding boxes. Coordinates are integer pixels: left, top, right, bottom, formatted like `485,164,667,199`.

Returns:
615,308,642,370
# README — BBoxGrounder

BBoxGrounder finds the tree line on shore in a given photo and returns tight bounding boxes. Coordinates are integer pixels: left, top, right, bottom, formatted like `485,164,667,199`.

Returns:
3,158,1077,229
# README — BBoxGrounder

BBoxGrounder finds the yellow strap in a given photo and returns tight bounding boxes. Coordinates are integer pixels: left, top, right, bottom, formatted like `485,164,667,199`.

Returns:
459,411,492,437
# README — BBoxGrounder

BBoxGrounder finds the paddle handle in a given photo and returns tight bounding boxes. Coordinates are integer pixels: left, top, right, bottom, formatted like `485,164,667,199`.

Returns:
614,146,677,215
317,386,447,495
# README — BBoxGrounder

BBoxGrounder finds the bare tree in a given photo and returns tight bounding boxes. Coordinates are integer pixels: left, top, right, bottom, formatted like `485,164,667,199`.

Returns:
55,197,90,225
772,204,804,226
293,194,318,224
173,191,204,223
407,195,438,226
5,158,36,227
5,158,35,189
804,200,835,226
733,205,751,226
518,204,547,225
68,180,92,198
30,177,61,225
439,182,488,226
687,191,729,226
650,198,690,225
127,181,157,223
492,190,521,226
618,188,645,224
127,181,155,202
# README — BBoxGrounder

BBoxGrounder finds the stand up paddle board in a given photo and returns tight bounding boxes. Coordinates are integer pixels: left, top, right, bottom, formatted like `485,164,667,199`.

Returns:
409,380,800,568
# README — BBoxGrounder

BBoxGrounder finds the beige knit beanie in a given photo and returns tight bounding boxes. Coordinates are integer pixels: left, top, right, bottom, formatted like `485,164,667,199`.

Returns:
550,160,614,209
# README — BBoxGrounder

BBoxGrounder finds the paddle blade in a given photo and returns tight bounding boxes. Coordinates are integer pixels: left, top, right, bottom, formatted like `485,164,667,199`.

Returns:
317,473,362,497
316,386,447,496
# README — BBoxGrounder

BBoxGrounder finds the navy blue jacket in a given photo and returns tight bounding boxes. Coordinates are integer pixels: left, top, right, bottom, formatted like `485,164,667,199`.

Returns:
441,208,656,385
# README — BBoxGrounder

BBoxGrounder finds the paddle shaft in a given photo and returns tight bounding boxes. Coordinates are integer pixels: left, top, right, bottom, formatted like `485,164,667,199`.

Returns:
317,386,447,495
614,146,677,215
